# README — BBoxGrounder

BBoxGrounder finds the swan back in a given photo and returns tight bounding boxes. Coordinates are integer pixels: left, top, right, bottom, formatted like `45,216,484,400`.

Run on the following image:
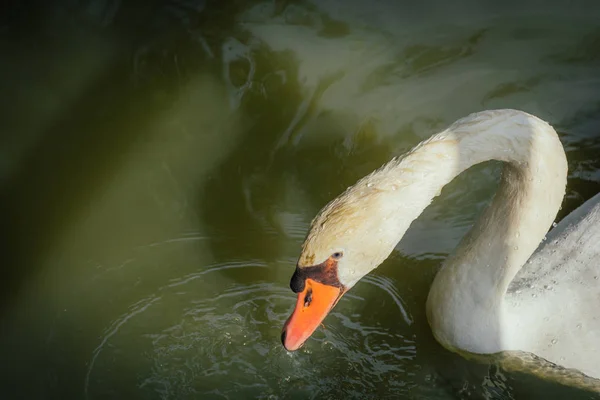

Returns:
505,192,600,379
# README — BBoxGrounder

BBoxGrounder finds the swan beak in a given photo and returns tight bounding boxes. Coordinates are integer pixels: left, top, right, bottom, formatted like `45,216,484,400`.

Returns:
281,278,343,351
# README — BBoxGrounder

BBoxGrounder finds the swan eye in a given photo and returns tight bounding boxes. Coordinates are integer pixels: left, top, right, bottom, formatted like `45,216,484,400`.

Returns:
304,289,312,307
331,252,343,260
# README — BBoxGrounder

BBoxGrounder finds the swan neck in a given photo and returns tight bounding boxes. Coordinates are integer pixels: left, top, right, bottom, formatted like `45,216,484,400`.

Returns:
400,110,568,353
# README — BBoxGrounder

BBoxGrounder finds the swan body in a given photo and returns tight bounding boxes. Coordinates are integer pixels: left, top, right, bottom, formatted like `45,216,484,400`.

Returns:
281,109,600,382
504,191,600,377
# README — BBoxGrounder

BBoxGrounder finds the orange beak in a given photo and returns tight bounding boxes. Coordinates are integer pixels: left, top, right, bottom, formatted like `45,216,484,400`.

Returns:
281,278,344,351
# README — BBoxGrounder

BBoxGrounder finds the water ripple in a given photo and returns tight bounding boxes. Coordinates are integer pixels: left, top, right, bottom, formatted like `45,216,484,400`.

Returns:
362,273,414,325
83,260,417,399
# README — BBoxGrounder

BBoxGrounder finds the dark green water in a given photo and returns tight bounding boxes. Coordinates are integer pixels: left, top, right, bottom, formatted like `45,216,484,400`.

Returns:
1,1,600,399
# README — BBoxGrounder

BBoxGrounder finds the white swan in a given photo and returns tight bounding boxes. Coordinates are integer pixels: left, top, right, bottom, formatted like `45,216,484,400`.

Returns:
281,109,600,382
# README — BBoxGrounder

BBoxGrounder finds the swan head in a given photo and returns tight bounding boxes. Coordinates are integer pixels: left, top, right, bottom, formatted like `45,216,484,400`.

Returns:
281,178,405,351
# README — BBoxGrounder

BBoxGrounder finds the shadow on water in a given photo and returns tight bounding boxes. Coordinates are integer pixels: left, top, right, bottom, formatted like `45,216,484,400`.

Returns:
0,1,262,397
0,0,259,311
0,4,137,310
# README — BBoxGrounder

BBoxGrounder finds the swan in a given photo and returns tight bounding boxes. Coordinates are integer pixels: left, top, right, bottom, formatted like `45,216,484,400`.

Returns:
280,109,600,384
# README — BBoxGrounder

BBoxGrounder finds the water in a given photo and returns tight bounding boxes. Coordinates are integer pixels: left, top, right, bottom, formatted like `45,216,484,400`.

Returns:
1,1,600,399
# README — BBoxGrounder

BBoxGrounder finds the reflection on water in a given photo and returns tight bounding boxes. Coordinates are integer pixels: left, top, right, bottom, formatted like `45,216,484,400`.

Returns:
1,1,600,399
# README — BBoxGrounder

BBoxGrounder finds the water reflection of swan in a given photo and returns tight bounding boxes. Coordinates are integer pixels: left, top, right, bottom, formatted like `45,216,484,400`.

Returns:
280,109,600,382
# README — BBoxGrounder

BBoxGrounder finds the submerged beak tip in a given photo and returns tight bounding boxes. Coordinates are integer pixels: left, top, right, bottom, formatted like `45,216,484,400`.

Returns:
280,279,344,351
281,326,302,352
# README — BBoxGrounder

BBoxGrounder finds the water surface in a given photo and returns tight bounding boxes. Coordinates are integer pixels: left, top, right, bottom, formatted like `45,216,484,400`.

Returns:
1,1,600,399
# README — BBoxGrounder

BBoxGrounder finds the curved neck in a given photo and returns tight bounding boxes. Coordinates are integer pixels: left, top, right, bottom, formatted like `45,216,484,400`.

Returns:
371,110,567,352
